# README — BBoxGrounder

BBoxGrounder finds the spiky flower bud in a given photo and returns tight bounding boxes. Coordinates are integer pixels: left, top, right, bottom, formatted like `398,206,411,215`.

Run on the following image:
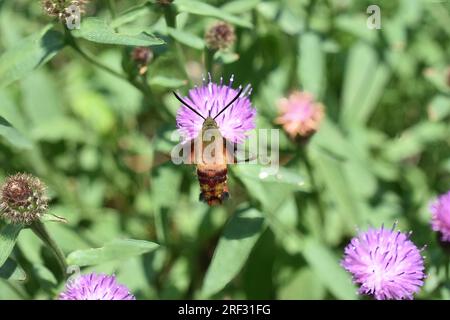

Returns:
131,47,153,76
205,21,236,51
0,173,48,225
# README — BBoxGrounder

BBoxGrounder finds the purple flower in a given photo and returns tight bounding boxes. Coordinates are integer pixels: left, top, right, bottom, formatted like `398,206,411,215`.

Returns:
341,225,425,300
176,75,256,144
59,273,135,300
431,190,450,242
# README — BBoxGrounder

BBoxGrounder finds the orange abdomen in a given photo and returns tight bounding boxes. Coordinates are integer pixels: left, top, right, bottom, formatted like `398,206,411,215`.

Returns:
197,166,229,206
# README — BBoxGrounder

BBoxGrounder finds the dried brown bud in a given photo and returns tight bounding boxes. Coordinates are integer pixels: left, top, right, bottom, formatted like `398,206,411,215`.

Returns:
205,21,236,51
41,0,88,21
131,47,153,75
0,173,48,225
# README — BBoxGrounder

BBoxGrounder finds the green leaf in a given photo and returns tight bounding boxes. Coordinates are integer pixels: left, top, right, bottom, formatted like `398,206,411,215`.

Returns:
175,0,253,28
111,2,152,28
167,27,204,49
312,148,362,231
0,116,33,149
302,237,356,300
66,239,159,266
428,95,450,121
214,51,240,64
298,32,325,99
221,0,261,14
340,42,390,126
72,18,165,46
0,224,23,268
0,25,65,88
0,258,26,281
149,75,187,88
201,208,265,297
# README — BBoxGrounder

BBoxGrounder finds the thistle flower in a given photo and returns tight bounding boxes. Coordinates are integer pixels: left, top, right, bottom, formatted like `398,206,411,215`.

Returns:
41,0,88,21
431,190,450,243
205,22,236,51
176,75,256,144
275,91,324,139
0,173,48,225
59,273,135,300
341,224,426,300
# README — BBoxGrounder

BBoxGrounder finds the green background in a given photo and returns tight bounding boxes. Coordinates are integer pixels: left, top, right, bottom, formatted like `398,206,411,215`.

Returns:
0,0,449,300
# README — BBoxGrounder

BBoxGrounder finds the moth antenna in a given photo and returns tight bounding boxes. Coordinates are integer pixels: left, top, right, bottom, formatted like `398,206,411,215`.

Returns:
173,91,206,120
213,87,244,120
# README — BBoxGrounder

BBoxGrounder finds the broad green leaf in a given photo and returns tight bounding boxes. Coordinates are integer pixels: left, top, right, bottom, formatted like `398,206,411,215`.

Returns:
334,14,378,43
72,18,165,46
302,237,356,300
221,0,261,14
111,2,152,28
149,75,187,88
341,42,390,125
312,149,362,231
0,224,23,267
0,258,26,281
201,208,265,297
0,25,64,88
428,95,450,121
233,165,310,190
175,0,253,28
67,239,159,266
214,51,240,64
0,116,33,149
298,32,325,99
167,27,204,49
21,70,64,129
278,267,326,299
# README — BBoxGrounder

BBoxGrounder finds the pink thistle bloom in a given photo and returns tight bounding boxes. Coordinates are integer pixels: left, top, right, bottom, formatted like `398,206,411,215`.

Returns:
176,75,256,144
59,273,135,300
431,190,450,242
275,91,324,138
341,225,426,300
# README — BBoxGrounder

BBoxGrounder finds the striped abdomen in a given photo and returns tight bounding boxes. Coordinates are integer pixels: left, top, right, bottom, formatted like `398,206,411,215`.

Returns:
197,166,229,206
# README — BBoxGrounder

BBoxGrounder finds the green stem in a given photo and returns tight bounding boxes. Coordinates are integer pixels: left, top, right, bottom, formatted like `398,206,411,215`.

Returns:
107,0,117,19
70,41,129,82
163,5,192,85
204,48,216,75
299,146,326,230
31,221,68,279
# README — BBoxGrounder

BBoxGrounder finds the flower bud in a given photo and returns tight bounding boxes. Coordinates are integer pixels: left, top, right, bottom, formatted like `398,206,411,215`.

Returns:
0,173,48,225
205,21,236,51
41,0,88,21
131,47,153,76
275,91,324,141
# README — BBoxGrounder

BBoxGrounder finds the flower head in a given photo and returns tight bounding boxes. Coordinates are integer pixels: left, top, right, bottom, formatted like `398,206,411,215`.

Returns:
59,273,135,300
176,75,256,144
341,224,426,300
0,173,48,225
205,21,236,51
275,91,324,139
41,0,88,21
431,190,450,242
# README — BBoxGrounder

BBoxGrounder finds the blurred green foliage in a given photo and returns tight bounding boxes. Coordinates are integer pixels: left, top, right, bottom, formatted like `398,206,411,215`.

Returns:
0,0,449,300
